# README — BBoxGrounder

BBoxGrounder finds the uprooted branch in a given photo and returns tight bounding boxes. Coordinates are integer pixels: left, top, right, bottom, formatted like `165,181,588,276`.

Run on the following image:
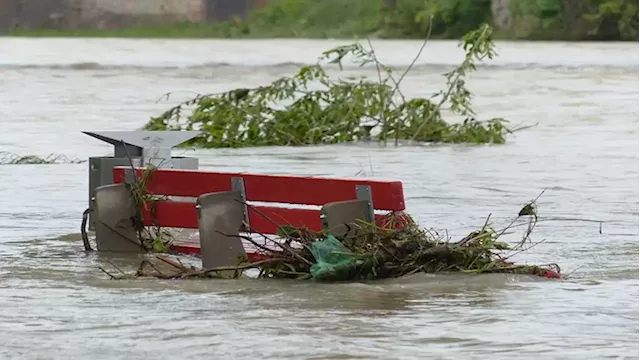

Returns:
144,24,529,148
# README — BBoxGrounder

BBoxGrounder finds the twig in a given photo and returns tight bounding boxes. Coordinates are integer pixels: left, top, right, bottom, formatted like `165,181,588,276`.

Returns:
560,265,584,279
202,258,290,274
155,255,188,271
105,259,128,275
216,230,280,255
504,238,547,259
364,37,391,146
507,122,539,133
481,213,492,231
146,260,171,278
240,201,314,266
393,15,434,96
96,219,144,249
411,24,490,141
176,257,187,269
531,188,547,204
98,267,116,279
120,139,139,182
154,90,208,104
494,189,547,239
494,217,605,232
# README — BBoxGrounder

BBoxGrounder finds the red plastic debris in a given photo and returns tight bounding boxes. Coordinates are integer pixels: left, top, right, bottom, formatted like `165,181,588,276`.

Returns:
542,270,562,279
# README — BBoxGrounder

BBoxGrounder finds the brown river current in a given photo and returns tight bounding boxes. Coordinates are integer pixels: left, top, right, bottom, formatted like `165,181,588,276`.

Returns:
0,38,638,359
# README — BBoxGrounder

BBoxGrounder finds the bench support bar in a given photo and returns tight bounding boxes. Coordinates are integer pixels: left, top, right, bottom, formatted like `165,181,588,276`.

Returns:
321,199,373,239
93,183,142,252
196,191,248,270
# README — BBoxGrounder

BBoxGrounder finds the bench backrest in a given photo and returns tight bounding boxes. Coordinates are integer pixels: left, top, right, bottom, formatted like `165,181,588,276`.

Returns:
113,167,406,234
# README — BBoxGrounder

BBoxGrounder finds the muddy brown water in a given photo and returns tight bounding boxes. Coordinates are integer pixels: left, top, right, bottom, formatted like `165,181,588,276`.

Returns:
0,38,638,360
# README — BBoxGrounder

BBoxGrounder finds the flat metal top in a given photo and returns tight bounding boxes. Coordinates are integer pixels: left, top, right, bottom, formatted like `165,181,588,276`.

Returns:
83,131,200,150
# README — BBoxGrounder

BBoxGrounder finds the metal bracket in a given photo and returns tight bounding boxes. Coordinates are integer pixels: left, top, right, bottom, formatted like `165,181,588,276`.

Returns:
196,203,202,219
320,212,328,229
231,177,250,227
196,191,247,270
355,184,375,222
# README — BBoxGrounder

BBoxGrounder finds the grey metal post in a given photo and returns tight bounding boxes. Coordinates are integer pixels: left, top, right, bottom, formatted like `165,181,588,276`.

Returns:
84,130,200,231
355,184,375,224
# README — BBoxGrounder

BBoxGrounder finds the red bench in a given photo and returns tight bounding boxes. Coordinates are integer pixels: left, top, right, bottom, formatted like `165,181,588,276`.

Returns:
101,166,409,266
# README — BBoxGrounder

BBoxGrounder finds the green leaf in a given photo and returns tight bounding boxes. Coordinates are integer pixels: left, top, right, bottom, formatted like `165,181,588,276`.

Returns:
144,23,517,149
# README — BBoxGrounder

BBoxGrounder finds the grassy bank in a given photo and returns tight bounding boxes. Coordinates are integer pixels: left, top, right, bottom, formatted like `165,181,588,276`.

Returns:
8,0,638,41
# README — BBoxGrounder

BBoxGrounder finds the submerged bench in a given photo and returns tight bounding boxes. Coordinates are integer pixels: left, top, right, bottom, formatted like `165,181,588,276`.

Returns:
92,166,409,268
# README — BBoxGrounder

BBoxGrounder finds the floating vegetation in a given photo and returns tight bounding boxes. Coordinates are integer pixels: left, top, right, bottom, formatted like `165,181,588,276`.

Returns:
0,152,85,165
144,24,532,148
127,163,175,253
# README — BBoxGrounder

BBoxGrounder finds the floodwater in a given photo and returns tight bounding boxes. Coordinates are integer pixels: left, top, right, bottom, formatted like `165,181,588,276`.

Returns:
0,38,638,359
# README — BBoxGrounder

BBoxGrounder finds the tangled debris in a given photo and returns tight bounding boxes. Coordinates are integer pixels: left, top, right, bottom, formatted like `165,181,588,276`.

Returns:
100,194,563,282
125,163,175,253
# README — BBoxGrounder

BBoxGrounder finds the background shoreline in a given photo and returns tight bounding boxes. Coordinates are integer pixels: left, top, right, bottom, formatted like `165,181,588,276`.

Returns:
2,0,638,41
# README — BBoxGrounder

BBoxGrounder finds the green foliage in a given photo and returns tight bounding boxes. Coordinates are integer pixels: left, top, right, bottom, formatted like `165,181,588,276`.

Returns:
537,0,564,29
215,0,495,39
145,24,512,148
9,0,637,41
9,0,493,40
223,0,636,41
583,0,639,40
507,0,638,40
537,0,563,18
507,0,563,38
384,0,493,38
243,0,386,38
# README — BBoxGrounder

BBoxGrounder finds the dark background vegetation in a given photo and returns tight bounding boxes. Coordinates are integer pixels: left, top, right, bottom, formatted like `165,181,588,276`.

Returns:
4,0,638,41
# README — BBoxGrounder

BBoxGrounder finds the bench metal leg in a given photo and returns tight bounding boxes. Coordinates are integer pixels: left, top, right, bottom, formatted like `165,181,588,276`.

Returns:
93,183,142,252
196,191,248,270
355,184,375,224
321,199,373,238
